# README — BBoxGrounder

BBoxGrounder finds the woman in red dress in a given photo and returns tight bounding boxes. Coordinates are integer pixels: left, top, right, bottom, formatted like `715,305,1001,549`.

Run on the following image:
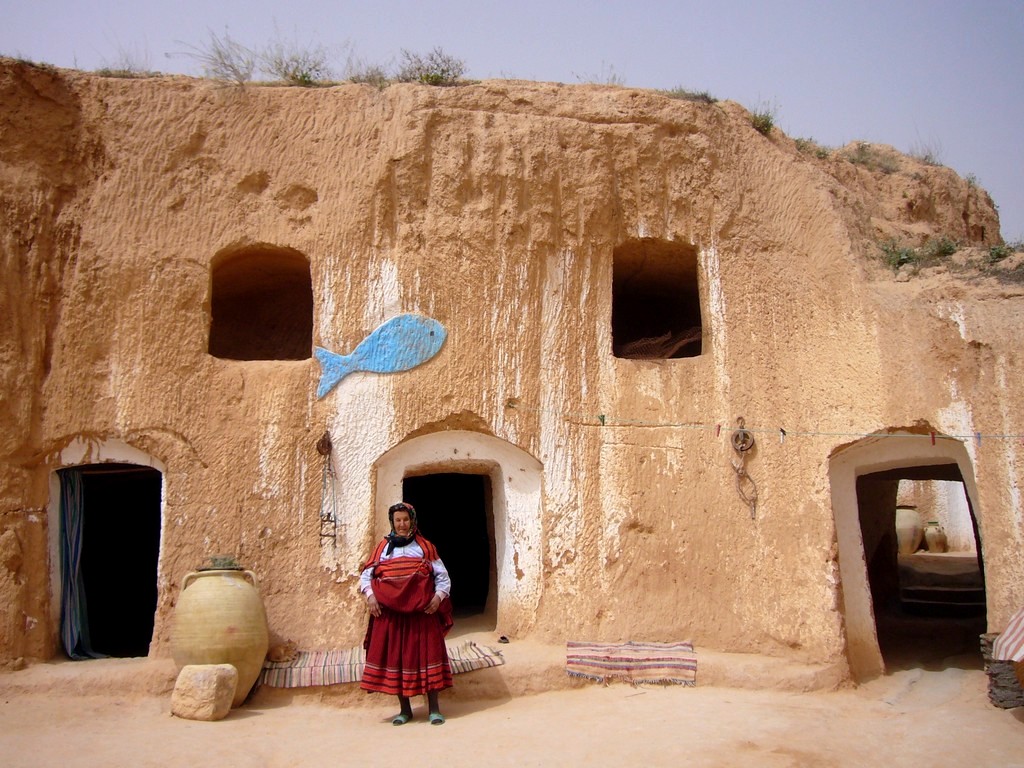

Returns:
359,502,453,724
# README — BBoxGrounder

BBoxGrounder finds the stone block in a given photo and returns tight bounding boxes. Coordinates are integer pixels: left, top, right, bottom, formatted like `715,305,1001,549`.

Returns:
171,664,238,721
980,633,1024,709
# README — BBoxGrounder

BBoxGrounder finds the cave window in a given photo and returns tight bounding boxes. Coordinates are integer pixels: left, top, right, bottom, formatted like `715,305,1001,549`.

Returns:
208,244,313,360
612,238,703,359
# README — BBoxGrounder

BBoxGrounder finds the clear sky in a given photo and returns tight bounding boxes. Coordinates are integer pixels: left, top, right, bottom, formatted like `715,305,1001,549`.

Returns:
3,0,1022,241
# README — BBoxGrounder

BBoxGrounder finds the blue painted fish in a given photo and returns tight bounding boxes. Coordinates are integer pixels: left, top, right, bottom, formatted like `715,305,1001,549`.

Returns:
314,314,447,398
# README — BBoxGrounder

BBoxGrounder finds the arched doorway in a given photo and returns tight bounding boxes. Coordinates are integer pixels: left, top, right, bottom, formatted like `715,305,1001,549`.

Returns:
374,430,543,637
403,473,494,619
829,429,986,679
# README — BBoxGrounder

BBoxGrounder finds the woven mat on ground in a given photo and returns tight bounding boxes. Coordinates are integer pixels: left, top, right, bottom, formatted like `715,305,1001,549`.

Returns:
566,640,697,686
259,640,505,688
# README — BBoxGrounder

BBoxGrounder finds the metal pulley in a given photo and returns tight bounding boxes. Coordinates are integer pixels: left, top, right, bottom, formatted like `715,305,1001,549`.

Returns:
731,419,755,453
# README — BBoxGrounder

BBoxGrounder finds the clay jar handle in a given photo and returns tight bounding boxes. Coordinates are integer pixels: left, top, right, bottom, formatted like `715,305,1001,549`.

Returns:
180,569,258,590
181,570,201,591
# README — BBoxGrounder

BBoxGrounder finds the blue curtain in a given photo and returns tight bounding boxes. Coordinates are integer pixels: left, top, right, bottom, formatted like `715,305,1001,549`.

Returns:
59,469,101,659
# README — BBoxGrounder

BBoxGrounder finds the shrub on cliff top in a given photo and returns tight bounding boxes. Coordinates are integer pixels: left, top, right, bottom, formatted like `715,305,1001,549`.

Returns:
345,56,390,88
661,86,716,103
880,240,918,271
845,142,900,174
879,236,960,273
260,38,333,86
795,138,831,159
909,138,944,167
988,244,1013,262
749,100,777,136
179,30,256,85
95,45,160,78
396,47,466,86
574,62,626,86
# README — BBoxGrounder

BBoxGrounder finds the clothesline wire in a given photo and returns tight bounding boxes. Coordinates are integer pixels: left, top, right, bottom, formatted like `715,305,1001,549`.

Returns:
502,400,1024,442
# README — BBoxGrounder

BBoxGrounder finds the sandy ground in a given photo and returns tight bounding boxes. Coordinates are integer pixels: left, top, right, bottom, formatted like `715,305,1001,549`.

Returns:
2,658,1023,768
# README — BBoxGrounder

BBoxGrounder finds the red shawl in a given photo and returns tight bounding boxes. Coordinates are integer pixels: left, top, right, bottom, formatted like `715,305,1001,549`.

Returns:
362,534,453,634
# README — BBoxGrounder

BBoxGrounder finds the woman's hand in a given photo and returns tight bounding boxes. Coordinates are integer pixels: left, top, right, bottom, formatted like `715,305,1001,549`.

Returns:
425,593,442,614
366,593,381,617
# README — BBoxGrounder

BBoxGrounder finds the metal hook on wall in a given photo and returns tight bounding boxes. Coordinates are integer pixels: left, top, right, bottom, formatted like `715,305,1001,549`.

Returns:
317,430,338,545
730,417,759,519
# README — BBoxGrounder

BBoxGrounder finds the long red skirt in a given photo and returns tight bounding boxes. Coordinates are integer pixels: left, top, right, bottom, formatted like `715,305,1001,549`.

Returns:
361,562,453,697
361,607,453,696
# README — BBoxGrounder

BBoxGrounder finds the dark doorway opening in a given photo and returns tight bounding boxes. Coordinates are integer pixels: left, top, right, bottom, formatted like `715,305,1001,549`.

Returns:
402,473,493,620
76,464,162,657
856,464,986,672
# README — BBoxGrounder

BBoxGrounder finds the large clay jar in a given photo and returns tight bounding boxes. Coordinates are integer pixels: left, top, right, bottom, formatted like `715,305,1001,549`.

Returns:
895,507,924,555
924,521,948,553
171,569,269,707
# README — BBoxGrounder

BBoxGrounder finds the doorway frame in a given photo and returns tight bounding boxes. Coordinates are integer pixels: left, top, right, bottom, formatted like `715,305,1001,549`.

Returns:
828,430,982,679
47,437,166,657
374,430,543,637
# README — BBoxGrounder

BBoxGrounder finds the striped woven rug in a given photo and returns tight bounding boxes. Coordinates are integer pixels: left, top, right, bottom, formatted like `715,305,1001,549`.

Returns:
259,640,505,688
566,640,697,686
993,605,1024,662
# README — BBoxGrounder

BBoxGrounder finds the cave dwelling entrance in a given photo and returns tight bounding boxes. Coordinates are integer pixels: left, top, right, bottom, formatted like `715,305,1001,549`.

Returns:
829,430,986,681
48,439,164,660
374,430,543,637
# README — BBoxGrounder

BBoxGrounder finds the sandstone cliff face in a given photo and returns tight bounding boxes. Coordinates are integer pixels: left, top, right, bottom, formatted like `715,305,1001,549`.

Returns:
1,58,1020,680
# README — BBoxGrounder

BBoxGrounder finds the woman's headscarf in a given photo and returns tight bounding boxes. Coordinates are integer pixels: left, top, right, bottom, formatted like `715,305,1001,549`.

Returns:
385,501,418,555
